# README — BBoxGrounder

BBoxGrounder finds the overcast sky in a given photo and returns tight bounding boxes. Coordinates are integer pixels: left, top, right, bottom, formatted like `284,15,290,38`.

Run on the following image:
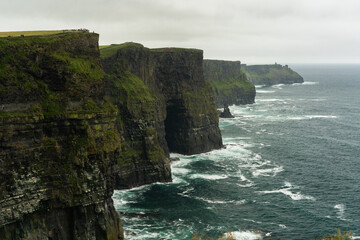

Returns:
1,0,360,64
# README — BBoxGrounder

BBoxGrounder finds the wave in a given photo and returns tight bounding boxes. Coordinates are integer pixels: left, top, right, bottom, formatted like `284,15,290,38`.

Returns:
225,230,265,240
258,182,315,201
272,84,285,89
303,81,319,85
189,173,228,180
257,90,275,93
194,196,246,205
252,166,284,177
334,204,347,221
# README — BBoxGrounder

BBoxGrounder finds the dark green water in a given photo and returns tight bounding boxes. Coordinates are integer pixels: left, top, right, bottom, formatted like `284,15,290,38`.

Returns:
113,64,360,239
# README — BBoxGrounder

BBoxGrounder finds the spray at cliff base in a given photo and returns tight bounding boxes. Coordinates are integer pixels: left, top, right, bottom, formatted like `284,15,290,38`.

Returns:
113,64,360,239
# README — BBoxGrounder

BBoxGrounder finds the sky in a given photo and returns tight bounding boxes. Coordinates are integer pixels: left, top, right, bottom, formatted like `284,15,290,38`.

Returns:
1,0,360,64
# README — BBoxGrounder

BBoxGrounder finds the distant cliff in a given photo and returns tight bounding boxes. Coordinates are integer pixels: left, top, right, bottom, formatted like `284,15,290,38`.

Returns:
101,43,223,188
203,60,255,107
0,32,123,239
242,64,303,86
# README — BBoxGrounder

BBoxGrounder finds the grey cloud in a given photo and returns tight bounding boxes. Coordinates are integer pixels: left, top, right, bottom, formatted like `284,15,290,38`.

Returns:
1,0,360,63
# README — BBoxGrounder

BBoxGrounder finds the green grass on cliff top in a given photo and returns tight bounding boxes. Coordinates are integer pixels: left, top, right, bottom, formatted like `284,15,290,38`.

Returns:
0,30,79,38
100,42,145,58
100,42,203,58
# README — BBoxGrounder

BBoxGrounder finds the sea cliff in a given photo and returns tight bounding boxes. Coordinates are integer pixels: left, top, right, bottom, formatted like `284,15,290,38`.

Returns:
0,32,123,239
203,60,255,107
0,33,223,239
242,63,304,86
101,43,223,188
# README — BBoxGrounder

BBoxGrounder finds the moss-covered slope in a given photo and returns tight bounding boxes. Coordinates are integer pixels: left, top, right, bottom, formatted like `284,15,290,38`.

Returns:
203,60,256,107
242,64,304,86
0,32,123,239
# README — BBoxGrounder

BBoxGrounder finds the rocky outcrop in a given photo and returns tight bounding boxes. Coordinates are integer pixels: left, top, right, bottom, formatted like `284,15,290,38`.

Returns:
0,32,123,239
203,60,255,107
219,105,234,118
101,43,222,188
242,64,304,86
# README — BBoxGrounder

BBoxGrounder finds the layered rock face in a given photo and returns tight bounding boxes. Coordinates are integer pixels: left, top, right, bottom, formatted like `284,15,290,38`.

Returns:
203,60,255,107
101,44,171,189
101,44,222,188
0,33,123,239
242,64,304,86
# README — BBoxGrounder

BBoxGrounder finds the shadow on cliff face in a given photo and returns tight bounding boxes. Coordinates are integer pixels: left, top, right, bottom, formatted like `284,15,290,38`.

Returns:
165,99,188,153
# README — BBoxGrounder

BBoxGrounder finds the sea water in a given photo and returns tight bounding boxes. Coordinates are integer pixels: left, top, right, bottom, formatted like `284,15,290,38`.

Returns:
113,64,360,239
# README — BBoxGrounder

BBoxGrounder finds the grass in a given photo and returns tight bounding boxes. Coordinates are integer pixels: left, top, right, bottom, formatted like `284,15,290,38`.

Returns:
0,30,78,38
318,229,353,240
100,42,145,58
99,45,110,50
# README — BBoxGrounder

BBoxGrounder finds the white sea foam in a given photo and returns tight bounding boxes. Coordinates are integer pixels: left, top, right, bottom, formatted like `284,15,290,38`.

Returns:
257,90,275,93
272,84,284,89
279,224,287,229
334,204,347,221
189,174,228,180
225,230,264,240
302,81,319,85
258,182,315,201
252,166,284,177
305,115,337,119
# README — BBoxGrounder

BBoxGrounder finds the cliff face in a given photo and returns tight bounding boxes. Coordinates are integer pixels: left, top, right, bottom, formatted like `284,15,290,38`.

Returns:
101,44,171,189
0,33,123,239
203,60,255,107
101,44,222,188
242,64,304,86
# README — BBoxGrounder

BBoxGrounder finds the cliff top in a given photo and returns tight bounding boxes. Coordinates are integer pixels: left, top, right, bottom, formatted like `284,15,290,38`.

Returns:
204,59,241,64
150,47,202,53
100,42,203,59
100,42,145,58
0,29,92,38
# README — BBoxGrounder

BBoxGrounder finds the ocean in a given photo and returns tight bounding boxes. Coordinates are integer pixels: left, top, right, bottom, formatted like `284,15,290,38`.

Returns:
113,64,360,239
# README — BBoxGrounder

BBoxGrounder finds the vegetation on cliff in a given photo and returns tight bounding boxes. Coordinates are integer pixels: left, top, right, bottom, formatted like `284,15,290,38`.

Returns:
203,59,255,106
242,63,304,86
101,43,171,189
0,32,124,239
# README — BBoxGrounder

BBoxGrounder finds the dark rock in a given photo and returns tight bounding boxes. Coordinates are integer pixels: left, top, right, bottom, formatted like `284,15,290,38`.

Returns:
0,32,123,239
220,105,234,118
170,157,180,162
101,43,223,189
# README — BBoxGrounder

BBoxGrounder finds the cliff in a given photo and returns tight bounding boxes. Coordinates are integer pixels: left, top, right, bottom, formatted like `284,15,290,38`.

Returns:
242,64,304,86
0,32,123,239
203,60,255,107
101,43,222,188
